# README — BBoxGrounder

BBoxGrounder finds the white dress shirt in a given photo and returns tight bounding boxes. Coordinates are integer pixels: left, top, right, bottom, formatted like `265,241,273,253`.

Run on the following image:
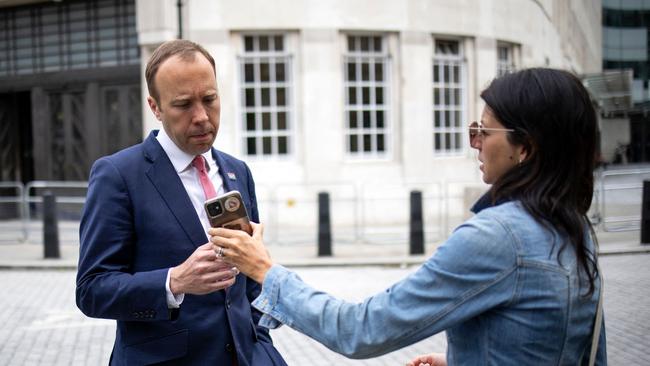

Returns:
156,128,225,308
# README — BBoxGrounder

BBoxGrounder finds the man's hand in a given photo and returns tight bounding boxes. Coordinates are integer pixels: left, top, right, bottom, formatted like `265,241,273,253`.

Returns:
169,243,239,295
405,353,447,366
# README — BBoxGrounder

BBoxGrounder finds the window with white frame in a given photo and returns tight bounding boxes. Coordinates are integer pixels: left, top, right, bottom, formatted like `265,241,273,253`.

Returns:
432,39,465,154
239,34,293,158
343,35,390,158
497,42,516,77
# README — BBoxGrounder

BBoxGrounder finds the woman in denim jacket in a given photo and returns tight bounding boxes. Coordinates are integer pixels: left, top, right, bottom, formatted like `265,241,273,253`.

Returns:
211,68,607,365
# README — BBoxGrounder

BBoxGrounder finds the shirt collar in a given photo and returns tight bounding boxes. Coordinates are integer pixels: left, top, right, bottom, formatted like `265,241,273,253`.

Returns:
156,128,215,173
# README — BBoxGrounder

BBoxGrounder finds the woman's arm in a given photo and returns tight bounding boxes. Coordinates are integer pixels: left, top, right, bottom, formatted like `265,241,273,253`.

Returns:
211,216,519,359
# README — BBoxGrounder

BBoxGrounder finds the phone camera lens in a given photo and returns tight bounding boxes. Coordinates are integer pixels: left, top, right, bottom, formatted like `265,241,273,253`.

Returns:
207,202,222,217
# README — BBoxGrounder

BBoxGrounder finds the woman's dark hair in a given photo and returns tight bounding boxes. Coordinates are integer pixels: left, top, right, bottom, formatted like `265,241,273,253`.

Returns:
480,68,599,295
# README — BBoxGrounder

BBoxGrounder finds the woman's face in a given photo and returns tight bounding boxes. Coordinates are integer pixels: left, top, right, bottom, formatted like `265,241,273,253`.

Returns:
472,107,525,184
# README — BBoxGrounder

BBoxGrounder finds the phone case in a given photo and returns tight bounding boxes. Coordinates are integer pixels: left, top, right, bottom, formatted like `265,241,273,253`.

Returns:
204,190,253,235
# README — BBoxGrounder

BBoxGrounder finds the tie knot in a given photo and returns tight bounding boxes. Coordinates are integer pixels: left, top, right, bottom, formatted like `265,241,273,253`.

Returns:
192,155,207,173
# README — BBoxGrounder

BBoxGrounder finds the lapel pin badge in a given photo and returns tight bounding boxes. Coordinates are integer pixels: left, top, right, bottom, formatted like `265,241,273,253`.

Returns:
227,172,237,180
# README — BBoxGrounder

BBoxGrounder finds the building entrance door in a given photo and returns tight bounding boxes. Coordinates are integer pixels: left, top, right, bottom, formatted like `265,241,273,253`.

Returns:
0,92,34,183
30,82,142,181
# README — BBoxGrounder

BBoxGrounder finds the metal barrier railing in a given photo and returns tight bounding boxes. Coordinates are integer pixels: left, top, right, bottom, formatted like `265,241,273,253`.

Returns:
597,168,650,232
0,168,646,244
0,181,26,241
23,181,88,243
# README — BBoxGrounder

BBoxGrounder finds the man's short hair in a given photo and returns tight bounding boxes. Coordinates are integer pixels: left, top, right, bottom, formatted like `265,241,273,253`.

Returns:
145,39,216,102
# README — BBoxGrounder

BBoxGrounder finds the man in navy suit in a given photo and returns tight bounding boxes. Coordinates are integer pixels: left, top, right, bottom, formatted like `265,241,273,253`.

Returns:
76,40,287,365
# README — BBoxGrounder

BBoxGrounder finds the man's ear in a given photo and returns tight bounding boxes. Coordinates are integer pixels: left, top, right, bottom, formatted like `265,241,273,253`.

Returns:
147,96,162,121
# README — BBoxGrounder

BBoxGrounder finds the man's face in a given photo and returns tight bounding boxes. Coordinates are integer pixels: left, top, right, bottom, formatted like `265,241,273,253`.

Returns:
147,53,220,156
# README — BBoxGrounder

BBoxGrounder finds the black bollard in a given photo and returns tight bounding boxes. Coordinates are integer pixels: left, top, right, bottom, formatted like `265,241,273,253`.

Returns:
642,181,650,245
43,191,61,259
409,190,425,255
317,192,332,256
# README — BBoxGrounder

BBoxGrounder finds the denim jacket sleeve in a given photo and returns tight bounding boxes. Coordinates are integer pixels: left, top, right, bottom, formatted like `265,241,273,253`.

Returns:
252,212,521,359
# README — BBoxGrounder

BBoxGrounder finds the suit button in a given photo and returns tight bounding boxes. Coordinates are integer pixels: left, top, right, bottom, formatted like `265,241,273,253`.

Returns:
226,299,231,309
225,343,234,353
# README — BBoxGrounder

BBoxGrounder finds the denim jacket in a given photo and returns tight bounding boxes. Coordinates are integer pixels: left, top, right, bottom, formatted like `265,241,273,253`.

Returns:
253,201,607,365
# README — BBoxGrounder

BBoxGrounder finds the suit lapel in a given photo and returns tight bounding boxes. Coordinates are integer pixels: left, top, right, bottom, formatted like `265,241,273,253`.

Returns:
213,149,239,193
143,132,207,247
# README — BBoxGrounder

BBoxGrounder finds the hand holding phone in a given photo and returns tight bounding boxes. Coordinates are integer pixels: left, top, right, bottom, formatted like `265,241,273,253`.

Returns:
204,190,252,235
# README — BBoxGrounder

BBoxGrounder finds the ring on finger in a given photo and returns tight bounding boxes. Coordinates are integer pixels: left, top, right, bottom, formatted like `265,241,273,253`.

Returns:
216,246,224,258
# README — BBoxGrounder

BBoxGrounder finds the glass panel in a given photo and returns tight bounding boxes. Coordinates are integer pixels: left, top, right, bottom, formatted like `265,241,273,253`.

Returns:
454,132,461,149
362,87,370,105
445,133,451,148
260,62,270,82
363,134,372,152
373,36,382,52
262,112,271,130
275,63,286,82
377,134,385,151
245,36,254,51
261,88,270,106
246,113,256,131
262,136,272,154
278,136,288,154
349,111,358,128
363,111,371,128
434,111,441,128
375,63,383,81
245,89,255,107
375,87,383,104
259,36,269,51
274,35,283,51
347,36,356,52
453,65,460,83
276,88,286,106
360,37,369,51
348,87,357,104
278,112,287,130
434,134,441,151
376,111,384,128
433,64,439,82
434,88,440,105
247,137,256,155
244,63,255,82
347,63,356,81
361,63,369,81
349,134,358,152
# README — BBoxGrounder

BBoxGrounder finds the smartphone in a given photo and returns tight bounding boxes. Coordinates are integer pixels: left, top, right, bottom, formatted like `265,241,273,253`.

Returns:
204,190,253,235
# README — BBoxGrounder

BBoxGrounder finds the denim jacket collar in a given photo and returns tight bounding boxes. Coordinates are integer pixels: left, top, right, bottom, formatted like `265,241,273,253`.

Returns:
470,191,511,214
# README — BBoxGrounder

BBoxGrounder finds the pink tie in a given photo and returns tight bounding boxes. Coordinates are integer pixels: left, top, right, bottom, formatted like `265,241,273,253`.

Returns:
192,155,217,200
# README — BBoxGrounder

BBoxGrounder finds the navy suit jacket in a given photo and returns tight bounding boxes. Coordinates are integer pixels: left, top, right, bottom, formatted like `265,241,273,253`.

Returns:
76,131,286,365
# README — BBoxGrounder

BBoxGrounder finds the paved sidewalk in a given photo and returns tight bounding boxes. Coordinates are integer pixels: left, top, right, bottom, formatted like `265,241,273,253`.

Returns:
0,254,648,365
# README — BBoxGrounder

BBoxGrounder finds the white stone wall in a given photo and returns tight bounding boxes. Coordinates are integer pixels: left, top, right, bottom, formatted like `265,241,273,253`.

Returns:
136,0,602,240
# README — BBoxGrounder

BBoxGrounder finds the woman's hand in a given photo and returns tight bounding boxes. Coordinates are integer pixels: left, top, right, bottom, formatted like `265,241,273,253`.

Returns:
405,353,447,366
209,222,273,284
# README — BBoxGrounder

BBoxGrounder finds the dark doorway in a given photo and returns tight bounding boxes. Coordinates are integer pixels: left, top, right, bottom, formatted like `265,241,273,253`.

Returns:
629,114,650,163
0,91,34,183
